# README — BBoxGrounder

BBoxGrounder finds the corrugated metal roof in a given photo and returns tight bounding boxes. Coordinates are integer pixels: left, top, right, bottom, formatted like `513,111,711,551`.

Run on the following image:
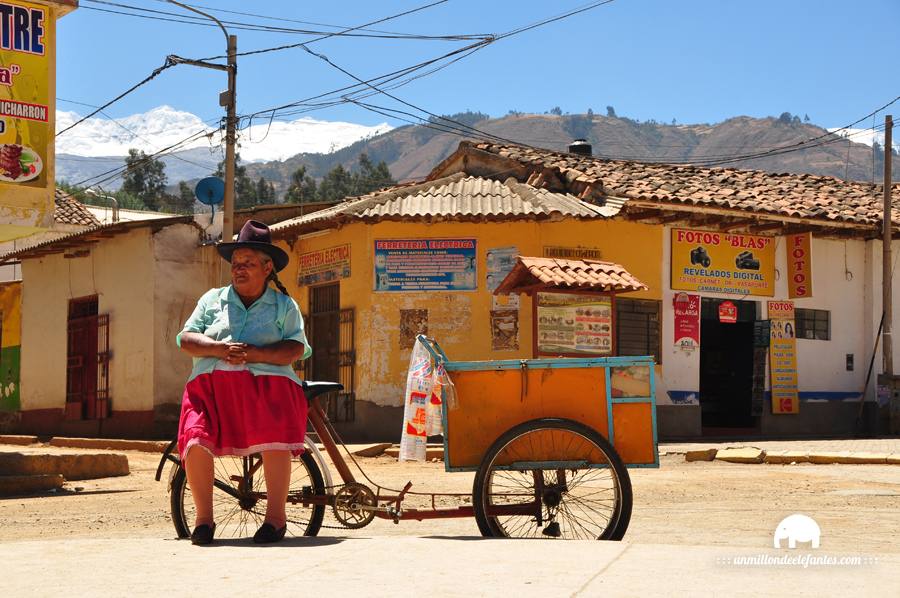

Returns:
495,256,648,295
271,174,617,236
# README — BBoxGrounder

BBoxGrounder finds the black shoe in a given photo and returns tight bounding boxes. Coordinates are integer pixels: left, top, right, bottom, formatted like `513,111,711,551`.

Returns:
190,523,215,545
253,522,287,544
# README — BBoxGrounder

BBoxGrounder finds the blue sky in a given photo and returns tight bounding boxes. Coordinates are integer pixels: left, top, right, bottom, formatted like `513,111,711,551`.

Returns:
57,0,899,129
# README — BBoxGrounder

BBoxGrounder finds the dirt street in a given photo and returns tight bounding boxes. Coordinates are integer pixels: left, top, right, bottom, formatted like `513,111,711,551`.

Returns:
1,444,898,556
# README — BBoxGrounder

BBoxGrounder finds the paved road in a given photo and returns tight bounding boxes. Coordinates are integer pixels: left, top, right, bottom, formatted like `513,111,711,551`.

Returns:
6,536,897,597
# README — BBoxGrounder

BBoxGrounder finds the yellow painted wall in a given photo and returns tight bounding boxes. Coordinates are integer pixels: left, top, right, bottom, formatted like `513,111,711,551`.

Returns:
0,281,22,411
280,218,662,409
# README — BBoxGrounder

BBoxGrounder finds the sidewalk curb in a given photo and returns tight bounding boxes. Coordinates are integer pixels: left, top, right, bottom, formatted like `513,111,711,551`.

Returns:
0,435,168,453
0,452,130,481
683,446,900,465
0,474,64,497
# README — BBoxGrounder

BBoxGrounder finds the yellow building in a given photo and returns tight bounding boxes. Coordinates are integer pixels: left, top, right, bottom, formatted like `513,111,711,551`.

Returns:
271,173,663,440
0,1,78,242
273,140,900,441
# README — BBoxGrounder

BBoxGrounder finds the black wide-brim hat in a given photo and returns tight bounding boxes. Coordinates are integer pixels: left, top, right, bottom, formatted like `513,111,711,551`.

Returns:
217,220,289,272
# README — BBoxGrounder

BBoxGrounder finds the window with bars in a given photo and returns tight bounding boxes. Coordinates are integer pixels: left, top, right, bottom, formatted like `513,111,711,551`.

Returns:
615,298,661,363
795,308,830,341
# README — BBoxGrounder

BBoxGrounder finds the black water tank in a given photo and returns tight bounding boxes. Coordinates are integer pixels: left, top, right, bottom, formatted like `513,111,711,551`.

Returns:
568,139,592,156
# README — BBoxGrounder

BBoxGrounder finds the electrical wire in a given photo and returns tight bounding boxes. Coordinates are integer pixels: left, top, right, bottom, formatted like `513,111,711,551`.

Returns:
56,58,177,137
82,0,485,41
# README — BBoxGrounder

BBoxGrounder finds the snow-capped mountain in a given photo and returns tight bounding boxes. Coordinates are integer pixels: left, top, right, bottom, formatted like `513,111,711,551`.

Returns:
55,105,392,187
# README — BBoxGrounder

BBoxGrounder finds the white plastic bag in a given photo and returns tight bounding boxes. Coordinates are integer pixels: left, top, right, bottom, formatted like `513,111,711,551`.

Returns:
399,340,435,462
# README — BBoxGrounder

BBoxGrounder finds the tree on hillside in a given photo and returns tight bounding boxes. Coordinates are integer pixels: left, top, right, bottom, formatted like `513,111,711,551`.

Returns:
315,154,397,202
122,148,167,211
606,105,617,118
285,165,318,204
215,154,277,209
549,106,563,116
317,163,353,202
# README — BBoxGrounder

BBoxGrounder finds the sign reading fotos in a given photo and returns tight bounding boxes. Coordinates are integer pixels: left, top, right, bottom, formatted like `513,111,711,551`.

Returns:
671,228,775,297
374,239,476,291
768,300,799,414
298,244,351,286
537,293,612,356
0,0,52,189
787,232,813,299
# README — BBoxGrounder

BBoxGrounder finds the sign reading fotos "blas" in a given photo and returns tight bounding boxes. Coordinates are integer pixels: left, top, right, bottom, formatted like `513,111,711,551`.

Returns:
671,228,776,297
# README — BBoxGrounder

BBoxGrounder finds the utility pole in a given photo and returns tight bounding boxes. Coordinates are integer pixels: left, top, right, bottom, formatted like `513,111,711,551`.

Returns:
883,114,893,378
167,1,236,244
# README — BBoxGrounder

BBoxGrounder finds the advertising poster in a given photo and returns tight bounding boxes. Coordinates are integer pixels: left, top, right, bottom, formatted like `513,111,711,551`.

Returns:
537,293,612,356
718,300,738,324
486,246,518,292
787,232,813,299
374,239,476,291
298,244,351,286
543,246,603,261
671,228,775,296
673,292,700,352
490,310,519,351
0,1,51,189
768,300,799,414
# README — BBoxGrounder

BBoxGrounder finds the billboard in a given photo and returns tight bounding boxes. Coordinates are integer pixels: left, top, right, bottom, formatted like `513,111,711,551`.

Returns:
768,300,799,414
536,292,612,356
0,1,51,189
374,239,476,291
671,228,775,297
787,232,813,299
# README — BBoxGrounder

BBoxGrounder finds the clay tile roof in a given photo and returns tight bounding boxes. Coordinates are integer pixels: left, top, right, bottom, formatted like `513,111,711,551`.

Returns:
494,256,648,295
442,141,900,227
54,189,101,227
271,173,618,236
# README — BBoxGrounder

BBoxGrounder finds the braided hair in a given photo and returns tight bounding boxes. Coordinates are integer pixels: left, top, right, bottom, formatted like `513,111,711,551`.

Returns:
255,250,292,299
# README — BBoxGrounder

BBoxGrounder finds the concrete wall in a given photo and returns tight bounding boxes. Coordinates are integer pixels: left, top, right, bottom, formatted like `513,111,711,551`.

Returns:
151,225,218,436
279,217,663,440
0,281,22,418
19,228,156,435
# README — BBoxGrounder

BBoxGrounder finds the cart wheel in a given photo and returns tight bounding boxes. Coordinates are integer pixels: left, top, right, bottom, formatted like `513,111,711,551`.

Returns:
472,418,632,540
170,451,326,539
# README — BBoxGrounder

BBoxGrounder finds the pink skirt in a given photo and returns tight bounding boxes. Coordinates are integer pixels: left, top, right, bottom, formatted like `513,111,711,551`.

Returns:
177,369,308,460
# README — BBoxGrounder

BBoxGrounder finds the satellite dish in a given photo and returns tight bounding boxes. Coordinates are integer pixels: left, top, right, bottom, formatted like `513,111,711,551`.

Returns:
195,177,225,206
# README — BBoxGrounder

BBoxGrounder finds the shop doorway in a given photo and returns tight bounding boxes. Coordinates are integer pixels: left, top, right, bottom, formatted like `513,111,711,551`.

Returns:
306,283,356,422
699,298,759,431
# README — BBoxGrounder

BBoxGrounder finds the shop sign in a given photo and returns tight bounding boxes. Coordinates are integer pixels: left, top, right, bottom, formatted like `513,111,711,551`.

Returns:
298,244,350,286
0,0,51,189
374,239,476,291
718,300,737,324
537,293,612,356
671,228,775,297
543,246,603,260
673,292,700,352
768,300,799,414
787,232,813,299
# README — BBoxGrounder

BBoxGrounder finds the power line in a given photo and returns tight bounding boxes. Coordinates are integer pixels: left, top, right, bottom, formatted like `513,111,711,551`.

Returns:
82,0,484,41
56,58,177,137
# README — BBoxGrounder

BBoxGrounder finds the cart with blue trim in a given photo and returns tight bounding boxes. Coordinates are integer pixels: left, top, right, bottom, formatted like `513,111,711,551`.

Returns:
419,335,657,540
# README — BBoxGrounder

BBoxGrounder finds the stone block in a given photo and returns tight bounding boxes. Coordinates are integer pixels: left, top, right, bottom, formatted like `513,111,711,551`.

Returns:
764,451,810,464
0,474,64,496
715,447,766,464
352,443,393,458
0,452,129,480
684,449,717,462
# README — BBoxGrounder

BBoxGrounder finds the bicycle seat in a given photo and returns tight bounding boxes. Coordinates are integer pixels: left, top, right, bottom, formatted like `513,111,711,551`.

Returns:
302,381,344,400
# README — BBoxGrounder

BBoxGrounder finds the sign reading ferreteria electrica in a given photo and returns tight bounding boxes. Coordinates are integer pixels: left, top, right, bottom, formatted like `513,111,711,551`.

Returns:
671,228,775,297
298,244,350,286
374,239,476,291
0,0,51,189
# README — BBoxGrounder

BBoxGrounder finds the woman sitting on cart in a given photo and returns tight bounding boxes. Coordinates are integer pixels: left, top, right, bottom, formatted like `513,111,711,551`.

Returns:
176,220,311,545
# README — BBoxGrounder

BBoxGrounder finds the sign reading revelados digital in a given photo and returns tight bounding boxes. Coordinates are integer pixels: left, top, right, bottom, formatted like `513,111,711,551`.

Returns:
0,0,50,188
768,300,799,414
671,228,775,297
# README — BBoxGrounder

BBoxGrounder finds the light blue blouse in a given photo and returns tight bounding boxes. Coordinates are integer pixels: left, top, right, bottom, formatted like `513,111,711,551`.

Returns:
177,286,312,385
